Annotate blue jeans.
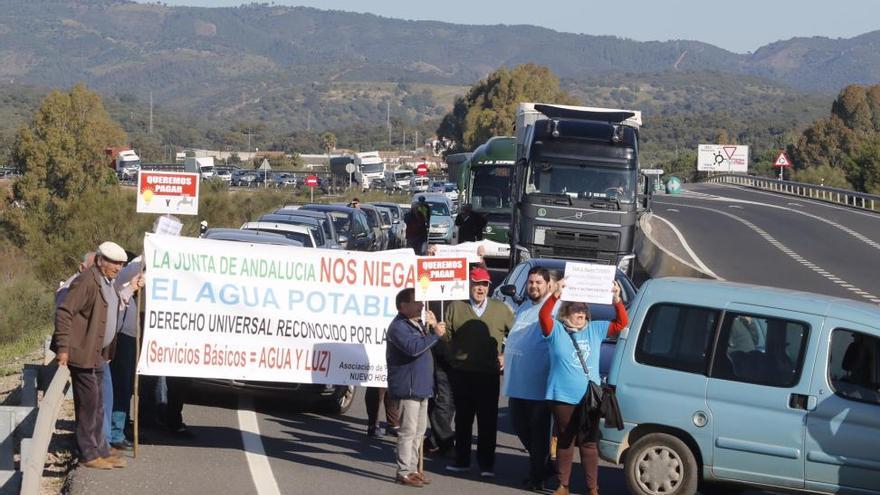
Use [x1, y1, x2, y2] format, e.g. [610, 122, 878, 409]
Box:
[110, 334, 136, 443]
[101, 361, 113, 446]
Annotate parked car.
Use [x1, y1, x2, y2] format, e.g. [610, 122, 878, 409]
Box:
[492, 257, 638, 377]
[273, 172, 298, 188]
[275, 207, 341, 248]
[371, 202, 406, 249]
[240, 221, 316, 247]
[601, 277, 880, 495]
[355, 203, 389, 251]
[233, 171, 257, 187]
[202, 228, 303, 247]
[258, 213, 339, 249]
[197, 228, 354, 414]
[299, 204, 376, 252]
[214, 168, 233, 183]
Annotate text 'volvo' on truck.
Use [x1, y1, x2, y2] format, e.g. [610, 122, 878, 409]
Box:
[510, 103, 651, 275]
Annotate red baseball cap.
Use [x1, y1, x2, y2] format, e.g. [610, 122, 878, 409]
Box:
[470, 267, 491, 283]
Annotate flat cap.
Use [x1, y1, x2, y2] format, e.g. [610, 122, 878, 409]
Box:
[97, 241, 127, 263]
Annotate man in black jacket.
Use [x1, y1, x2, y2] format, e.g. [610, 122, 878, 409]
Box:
[454, 204, 487, 243]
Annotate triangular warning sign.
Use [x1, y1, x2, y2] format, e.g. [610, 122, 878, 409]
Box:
[722, 146, 738, 160]
[774, 151, 792, 167]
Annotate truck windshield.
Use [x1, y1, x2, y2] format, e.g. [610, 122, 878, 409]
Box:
[471, 165, 512, 210]
[361, 163, 384, 174]
[525, 162, 635, 203]
[394, 172, 412, 180]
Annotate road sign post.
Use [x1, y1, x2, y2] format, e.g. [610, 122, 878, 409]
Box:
[306, 175, 318, 202]
[345, 162, 356, 189]
[773, 151, 792, 181]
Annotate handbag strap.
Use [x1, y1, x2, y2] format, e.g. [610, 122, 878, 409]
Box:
[565, 330, 591, 377]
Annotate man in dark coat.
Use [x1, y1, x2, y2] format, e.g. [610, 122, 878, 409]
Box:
[53, 241, 129, 469]
[386, 288, 446, 487]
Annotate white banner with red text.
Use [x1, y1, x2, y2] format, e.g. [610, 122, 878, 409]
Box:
[137, 234, 417, 386]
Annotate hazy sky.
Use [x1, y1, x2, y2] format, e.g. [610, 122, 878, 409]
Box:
[156, 0, 880, 53]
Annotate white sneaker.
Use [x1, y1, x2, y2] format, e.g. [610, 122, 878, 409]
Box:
[445, 464, 469, 473]
[480, 471, 495, 478]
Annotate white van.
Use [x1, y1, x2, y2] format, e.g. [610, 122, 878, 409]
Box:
[184, 156, 215, 180]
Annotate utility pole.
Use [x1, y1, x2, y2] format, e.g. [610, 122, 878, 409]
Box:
[149, 91, 153, 134]
[386, 101, 391, 148]
[415, 130, 419, 151]
[307, 110, 311, 132]
[402, 130, 406, 151]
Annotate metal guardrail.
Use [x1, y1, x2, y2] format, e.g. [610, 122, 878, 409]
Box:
[704, 174, 880, 212]
[20, 366, 70, 495]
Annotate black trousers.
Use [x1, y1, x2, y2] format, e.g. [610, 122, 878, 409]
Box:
[70, 365, 111, 462]
[509, 397, 554, 484]
[451, 369, 500, 470]
[428, 363, 455, 450]
[165, 376, 190, 430]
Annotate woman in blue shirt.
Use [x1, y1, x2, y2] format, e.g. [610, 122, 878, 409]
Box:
[539, 280, 627, 495]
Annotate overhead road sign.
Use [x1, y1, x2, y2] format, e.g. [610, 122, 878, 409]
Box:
[697, 144, 749, 172]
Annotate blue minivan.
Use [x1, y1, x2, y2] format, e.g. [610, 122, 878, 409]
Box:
[601, 278, 880, 495]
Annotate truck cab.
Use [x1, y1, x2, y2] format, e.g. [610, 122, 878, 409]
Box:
[510, 103, 648, 275]
[464, 136, 515, 244]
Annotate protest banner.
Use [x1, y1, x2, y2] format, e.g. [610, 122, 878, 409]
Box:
[137, 234, 417, 386]
[415, 257, 468, 301]
[560, 262, 616, 304]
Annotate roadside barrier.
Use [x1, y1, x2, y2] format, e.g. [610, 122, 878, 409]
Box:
[704, 173, 880, 213]
[0, 338, 71, 494]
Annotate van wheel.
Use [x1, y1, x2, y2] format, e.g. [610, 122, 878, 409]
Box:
[625, 433, 698, 495]
[320, 386, 356, 415]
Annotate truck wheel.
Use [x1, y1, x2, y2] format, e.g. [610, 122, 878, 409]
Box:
[625, 433, 698, 495]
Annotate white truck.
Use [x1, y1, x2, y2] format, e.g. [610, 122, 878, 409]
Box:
[384, 168, 414, 191]
[184, 156, 215, 180]
[105, 147, 141, 180]
[353, 152, 385, 190]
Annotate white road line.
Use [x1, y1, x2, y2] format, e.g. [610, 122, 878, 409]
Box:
[664, 203, 880, 304]
[666, 208, 679, 212]
[663, 190, 880, 252]
[238, 396, 282, 495]
[728, 205, 743, 209]
[787, 203, 804, 208]
[652, 214, 723, 280]
[710, 183, 880, 221]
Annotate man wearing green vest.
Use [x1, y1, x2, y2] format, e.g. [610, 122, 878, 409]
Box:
[443, 267, 513, 478]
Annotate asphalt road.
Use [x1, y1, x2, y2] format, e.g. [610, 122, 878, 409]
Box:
[653, 182, 880, 303]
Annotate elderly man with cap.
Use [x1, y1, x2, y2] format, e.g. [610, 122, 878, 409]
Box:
[443, 266, 513, 478]
[52, 241, 128, 469]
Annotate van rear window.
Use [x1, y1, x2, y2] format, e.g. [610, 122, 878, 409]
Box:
[635, 304, 719, 374]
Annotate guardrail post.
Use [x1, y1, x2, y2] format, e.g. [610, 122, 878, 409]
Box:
[21, 367, 37, 409]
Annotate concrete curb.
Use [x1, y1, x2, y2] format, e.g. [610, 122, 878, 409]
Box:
[636, 213, 716, 280]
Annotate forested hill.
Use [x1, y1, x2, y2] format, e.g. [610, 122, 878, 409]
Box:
[1, 0, 878, 109]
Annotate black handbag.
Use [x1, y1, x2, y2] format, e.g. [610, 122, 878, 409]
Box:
[566, 331, 624, 431]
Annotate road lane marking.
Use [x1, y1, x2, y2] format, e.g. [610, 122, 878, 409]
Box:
[662, 193, 880, 252]
[709, 183, 880, 221]
[666, 208, 679, 212]
[728, 205, 743, 209]
[652, 214, 722, 280]
[238, 396, 282, 495]
[661, 203, 880, 304]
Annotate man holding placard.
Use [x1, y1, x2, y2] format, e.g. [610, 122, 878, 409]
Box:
[443, 267, 513, 478]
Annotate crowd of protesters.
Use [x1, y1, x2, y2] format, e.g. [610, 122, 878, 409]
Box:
[50, 198, 627, 495]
